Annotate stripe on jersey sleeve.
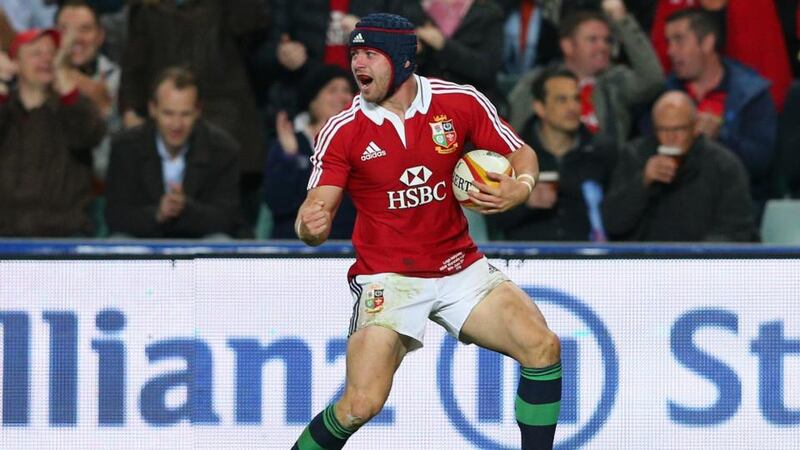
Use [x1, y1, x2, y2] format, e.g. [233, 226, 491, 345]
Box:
[308, 97, 360, 189]
[429, 80, 523, 150]
[428, 80, 524, 151]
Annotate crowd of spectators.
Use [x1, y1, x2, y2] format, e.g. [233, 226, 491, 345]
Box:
[1, 0, 799, 243]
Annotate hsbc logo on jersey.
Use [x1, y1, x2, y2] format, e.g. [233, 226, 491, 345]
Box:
[388, 165, 447, 210]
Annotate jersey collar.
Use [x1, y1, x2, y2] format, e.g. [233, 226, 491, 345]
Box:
[359, 74, 432, 125]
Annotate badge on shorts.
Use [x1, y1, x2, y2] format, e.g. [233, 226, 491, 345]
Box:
[430, 114, 458, 154]
[365, 283, 385, 314]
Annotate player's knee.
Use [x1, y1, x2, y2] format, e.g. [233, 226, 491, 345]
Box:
[518, 329, 560, 368]
[340, 391, 385, 427]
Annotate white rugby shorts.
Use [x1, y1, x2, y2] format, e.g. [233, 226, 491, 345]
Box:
[347, 257, 509, 351]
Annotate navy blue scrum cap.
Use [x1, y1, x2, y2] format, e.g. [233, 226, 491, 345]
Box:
[348, 13, 417, 91]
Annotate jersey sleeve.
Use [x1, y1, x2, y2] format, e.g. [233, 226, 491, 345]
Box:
[465, 86, 525, 155]
[307, 119, 352, 190]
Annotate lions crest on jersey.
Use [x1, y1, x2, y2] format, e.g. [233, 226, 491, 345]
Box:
[430, 114, 458, 154]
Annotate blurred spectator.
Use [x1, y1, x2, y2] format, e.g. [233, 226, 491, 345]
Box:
[79, 0, 124, 15]
[504, 0, 658, 28]
[0, 28, 105, 236]
[263, 64, 356, 239]
[498, 0, 560, 94]
[508, 2, 663, 145]
[106, 67, 239, 239]
[55, 0, 120, 185]
[527, 0, 562, 24]
[623, 0, 659, 32]
[774, 80, 800, 198]
[516, 0, 592, 24]
[0, 0, 56, 31]
[556, 0, 605, 18]
[0, 9, 15, 51]
[402, 0, 507, 112]
[252, 1, 392, 125]
[95, 0, 128, 67]
[258, 0, 388, 73]
[118, 0, 268, 228]
[774, 0, 800, 78]
[602, 91, 755, 242]
[271, 1, 358, 72]
[651, 0, 792, 111]
[663, 8, 776, 216]
[489, 67, 617, 241]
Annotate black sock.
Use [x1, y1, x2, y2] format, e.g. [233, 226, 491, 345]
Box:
[516, 362, 562, 450]
[291, 404, 357, 450]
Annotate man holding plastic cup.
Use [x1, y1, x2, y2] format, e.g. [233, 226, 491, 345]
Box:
[602, 90, 756, 242]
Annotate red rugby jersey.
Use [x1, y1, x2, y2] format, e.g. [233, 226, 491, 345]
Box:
[308, 76, 524, 278]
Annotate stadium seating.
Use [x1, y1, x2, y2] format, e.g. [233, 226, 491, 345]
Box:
[760, 199, 800, 244]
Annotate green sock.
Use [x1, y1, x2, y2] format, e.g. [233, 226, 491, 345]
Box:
[516, 362, 562, 450]
[291, 404, 357, 450]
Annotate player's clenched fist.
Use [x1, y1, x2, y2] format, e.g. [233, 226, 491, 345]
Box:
[296, 200, 331, 246]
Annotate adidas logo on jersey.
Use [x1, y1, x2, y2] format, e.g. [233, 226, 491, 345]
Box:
[361, 141, 387, 161]
[352, 33, 365, 44]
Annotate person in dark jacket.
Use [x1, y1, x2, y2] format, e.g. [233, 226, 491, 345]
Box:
[490, 67, 617, 241]
[263, 64, 356, 239]
[602, 90, 755, 242]
[663, 8, 776, 217]
[498, 0, 561, 94]
[118, 0, 267, 227]
[774, 80, 800, 198]
[106, 67, 239, 238]
[253, 0, 397, 122]
[0, 28, 105, 237]
[400, 0, 508, 113]
[651, 0, 792, 110]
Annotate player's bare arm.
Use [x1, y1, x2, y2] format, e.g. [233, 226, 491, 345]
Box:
[469, 144, 540, 214]
[295, 185, 344, 246]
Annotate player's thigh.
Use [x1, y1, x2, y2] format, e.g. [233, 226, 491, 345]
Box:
[343, 325, 412, 402]
[459, 281, 557, 365]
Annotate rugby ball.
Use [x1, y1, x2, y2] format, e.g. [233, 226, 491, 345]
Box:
[452, 150, 514, 209]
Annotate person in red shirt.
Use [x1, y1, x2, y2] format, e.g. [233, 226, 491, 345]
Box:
[292, 13, 561, 450]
